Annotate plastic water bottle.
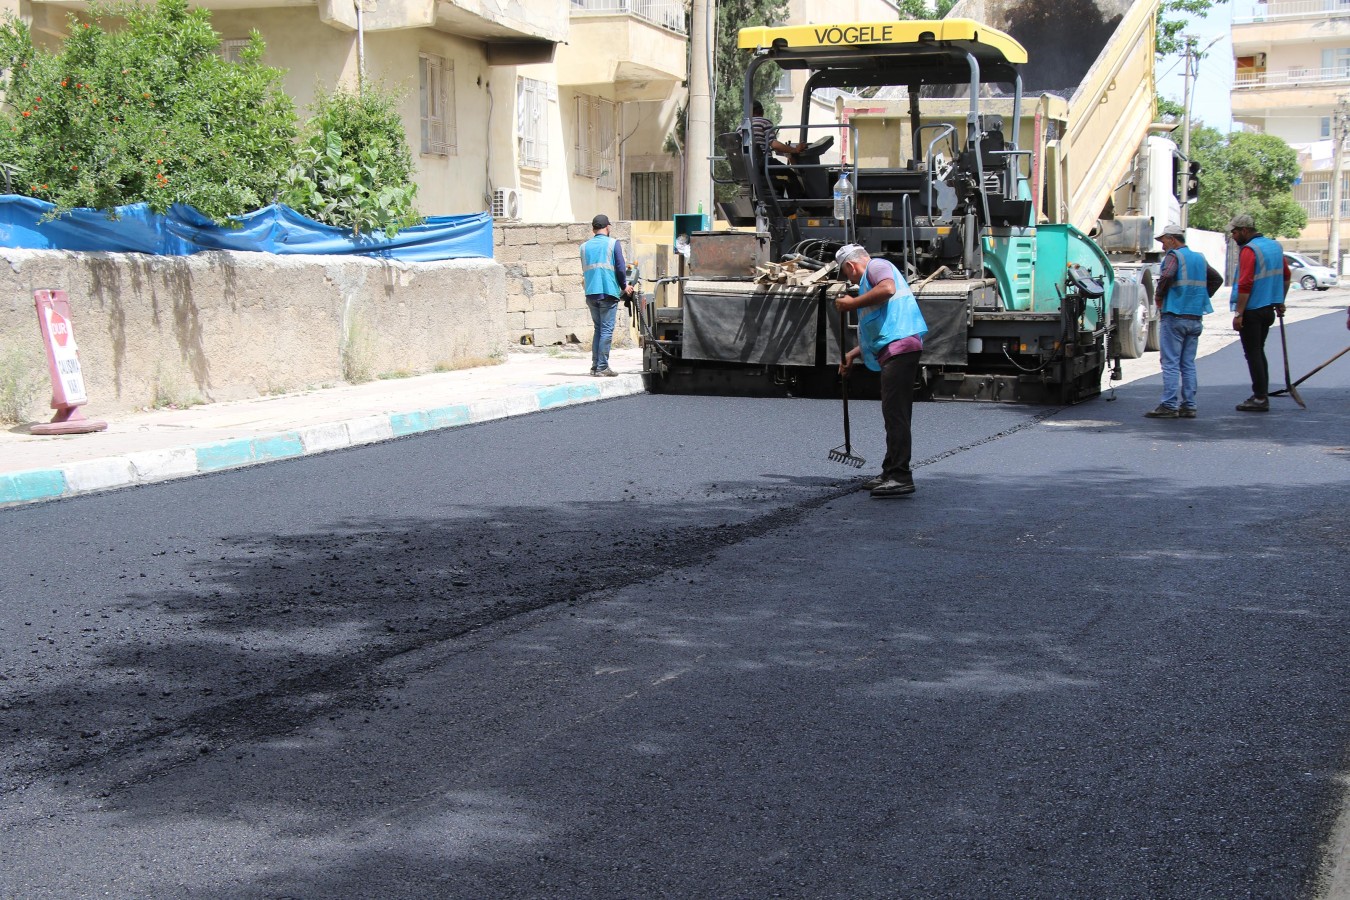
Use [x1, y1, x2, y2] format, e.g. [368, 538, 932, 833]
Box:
[833, 170, 853, 221]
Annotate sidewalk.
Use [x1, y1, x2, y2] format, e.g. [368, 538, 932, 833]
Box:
[0, 347, 645, 507]
[3, 287, 1344, 508]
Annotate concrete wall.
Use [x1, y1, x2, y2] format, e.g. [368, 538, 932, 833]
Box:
[495, 222, 637, 349]
[0, 250, 505, 417]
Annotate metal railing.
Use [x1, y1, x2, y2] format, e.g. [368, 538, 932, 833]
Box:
[1234, 66, 1350, 88]
[1234, 0, 1350, 22]
[569, 0, 687, 34]
[1294, 178, 1349, 219]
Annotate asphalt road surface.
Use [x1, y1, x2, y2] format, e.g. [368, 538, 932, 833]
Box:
[3, 312, 1348, 899]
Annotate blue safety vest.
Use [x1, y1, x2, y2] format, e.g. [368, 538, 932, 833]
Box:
[1229, 235, 1284, 312]
[857, 258, 927, 372]
[581, 235, 622, 298]
[1162, 246, 1213, 317]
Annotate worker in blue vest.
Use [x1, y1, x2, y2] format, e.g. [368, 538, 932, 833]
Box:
[835, 244, 927, 499]
[1227, 214, 1291, 412]
[1145, 224, 1224, 419]
[580, 214, 633, 377]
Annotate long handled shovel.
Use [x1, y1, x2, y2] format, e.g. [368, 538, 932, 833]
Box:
[1275, 307, 1307, 409]
[1271, 344, 1350, 396]
[828, 309, 866, 469]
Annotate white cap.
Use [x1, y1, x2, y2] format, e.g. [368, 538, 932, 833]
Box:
[834, 243, 867, 267]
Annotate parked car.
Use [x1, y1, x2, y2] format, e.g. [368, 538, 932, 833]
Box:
[1285, 252, 1338, 291]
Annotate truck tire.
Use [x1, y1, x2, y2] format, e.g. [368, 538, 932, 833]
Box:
[1145, 316, 1160, 352]
[1115, 293, 1148, 359]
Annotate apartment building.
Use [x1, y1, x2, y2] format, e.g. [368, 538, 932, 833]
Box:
[9, 0, 688, 225]
[1232, 0, 1350, 262]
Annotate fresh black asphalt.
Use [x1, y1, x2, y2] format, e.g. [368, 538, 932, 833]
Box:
[2, 313, 1347, 898]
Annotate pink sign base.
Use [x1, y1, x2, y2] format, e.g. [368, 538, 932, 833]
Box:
[31, 406, 108, 435]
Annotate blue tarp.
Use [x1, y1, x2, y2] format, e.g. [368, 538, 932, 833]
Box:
[0, 195, 493, 261]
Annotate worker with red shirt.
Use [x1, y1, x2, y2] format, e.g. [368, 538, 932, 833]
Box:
[1227, 214, 1291, 412]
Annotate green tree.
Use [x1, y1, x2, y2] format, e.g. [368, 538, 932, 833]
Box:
[0, 0, 298, 222]
[282, 85, 421, 237]
[1156, 0, 1229, 59]
[1188, 126, 1307, 238]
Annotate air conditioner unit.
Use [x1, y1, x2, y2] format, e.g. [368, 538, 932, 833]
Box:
[492, 188, 521, 220]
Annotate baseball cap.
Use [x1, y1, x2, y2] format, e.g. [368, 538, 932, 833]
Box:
[834, 243, 866, 267]
[1155, 224, 1185, 240]
[1226, 214, 1254, 231]
[591, 214, 610, 229]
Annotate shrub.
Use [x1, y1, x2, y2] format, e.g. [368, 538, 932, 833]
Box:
[282, 85, 420, 237]
[0, 0, 298, 222]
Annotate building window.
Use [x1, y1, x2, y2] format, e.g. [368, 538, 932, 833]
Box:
[1323, 47, 1350, 75]
[575, 94, 617, 190]
[518, 77, 549, 169]
[419, 54, 456, 156]
[631, 171, 673, 220]
[774, 67, 792, 97]
[1324, 116, 1334, 138]
[219, 39, 249, 64]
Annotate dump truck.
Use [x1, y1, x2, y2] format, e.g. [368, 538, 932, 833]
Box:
[949, 0, 1200, 353]
[640, 18, 1123, 403]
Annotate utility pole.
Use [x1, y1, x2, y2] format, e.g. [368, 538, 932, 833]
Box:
[1329, 95, 1349, 275]
[685, 0, 714, 219]
[1177, 35, 1196, 229]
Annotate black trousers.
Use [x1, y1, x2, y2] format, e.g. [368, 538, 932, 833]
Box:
[879, 349, 921, 483]
[1239, 305, 1276, 398]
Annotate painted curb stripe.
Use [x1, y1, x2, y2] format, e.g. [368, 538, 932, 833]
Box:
[537, 383, 602, 409]
[251, 433, 305, 462]
[390, 404, 472, 436]
[195, 439, 258, 472]
[0, 469, 68, 504]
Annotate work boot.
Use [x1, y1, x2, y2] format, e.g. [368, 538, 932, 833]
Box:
[1179, 406, 1197, 419]
[1144, 405, 1179, 419]
[1236, 395, 1269, 412]
[593, 367, 619, 377]
[862, 474, 885, 491]
[870, 479, 916, 499]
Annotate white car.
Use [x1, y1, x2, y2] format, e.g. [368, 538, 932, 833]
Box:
[1285, 252, 1338, 291]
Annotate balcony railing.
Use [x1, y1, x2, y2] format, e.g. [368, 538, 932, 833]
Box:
[1235, 0, 1350, 22]
[1295, 178, 1348, 219]
[1234, 65, 1350, 87]
[569, 0, 688, 34]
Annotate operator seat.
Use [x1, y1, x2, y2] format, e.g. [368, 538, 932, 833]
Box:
[715, 131, 757, 226]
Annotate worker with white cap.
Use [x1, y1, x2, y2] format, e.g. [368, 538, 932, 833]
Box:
[1226, 213, 1291, 412]
[834, 244, 927, 498]
[1144, 224, 1224, 419]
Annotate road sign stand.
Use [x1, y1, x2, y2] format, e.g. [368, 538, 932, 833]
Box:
[31, 289, 107, 436]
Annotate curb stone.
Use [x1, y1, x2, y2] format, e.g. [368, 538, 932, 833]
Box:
[0, 374, 645, 509]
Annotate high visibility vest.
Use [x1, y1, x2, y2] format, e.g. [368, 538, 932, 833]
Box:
[857, 258, 928, 372]
[581, 235, 621, 298]
[1229, 236, 1284, 312]
[1162, 246, 1213, 317]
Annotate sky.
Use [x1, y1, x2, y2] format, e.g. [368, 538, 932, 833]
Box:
[1154, 0, 1264, 134]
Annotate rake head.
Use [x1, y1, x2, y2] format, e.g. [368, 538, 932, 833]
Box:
[828, 445, 867, 468]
